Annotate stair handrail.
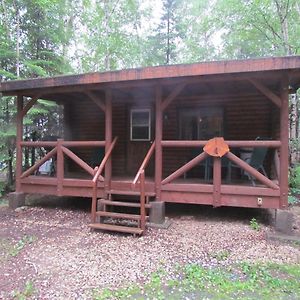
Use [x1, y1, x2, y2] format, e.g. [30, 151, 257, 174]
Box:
[132, 141, 155, 185]
[139, 170, 146, 231]
[91, 136, 118, 223]
[92, 136, 118, 183]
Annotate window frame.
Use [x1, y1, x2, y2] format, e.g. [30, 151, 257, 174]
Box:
[130, 108, 151, 141]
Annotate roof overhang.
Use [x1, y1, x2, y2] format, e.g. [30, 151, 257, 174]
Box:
[1, 56, 300, 98]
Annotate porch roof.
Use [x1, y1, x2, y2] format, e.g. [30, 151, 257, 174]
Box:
[1, 56, 300, 99]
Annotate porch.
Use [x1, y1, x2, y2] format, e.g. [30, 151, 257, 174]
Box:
[19, 137, 282, 209]
[2, 56, 300, 234]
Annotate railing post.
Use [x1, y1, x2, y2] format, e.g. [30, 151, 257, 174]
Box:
[105, 89, 112, 193]
[155, 85, 162, 201]
[16, 95, 23, 192]
[140, 170, 146, 231]
[279, 78, 289, 208]
[213, 157, 221, 207]
[56, 139, 64, 196]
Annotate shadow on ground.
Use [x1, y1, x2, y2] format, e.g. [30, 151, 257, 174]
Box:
[166, 203, 274, 225]
[26, 195, 91, 212]
[25, 195, 274, 226]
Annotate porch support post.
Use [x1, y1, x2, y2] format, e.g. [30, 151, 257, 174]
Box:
[16, 95, 23, 192]
[104, 89, 112, 192]
[279, 78, 289, 208]
[56, 139, 64, 196]
[213, 157, 221, 207]
[155, 85, 162, 201]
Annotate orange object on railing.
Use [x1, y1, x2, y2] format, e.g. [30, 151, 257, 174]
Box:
[91, 136, 118, 223]
[204, 137, 229, 157]
[132, 142, 155, 186]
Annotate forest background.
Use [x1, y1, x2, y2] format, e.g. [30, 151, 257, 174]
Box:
[0, 0, 300, 190]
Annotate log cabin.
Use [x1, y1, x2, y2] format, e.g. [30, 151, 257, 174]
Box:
[1, 56, 300, 235]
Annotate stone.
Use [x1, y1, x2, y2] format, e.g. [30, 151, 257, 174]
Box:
[274, 209, 294, 235]
[8, 192, 26, 210]
[149, 201, 165, 224]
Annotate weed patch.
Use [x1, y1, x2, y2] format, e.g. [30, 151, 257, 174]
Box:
[12, 280, 35, 300]
[92, 263, 300, 299]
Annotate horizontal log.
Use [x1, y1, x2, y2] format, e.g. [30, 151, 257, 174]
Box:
[21, 141, 57, 147]
[161, 183, 213, 193]
[221, 185, 280, 196]
[21, 147, 57, 178]
[61, 146, 94, 177]
[161, 140, 281, 148]
[62, 141, 105, 147]
[162, 151, 208, 185]
[21, 140, 106, 147]
[226, 152, 279, 190]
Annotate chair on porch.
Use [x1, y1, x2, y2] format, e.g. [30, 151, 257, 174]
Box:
[227, 137, 270, 185]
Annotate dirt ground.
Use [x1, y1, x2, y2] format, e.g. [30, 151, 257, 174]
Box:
[0, 196, 299, 300]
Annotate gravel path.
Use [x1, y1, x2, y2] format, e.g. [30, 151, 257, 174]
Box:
[0, 197, 299, 299]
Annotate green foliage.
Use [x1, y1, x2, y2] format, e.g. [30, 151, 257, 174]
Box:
[289, 165, 300, 189]
[12, 281, 35, 300]
[10, 235, 36, 257]
[249, 218, 261, 231]
[92, 263, 300, 299]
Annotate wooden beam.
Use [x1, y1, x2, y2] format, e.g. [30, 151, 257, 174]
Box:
[161, 83, 186, 111]
[16, 95, 23, 191]
[226, 152, 279, 190]
[61, 146, 95, 177]
[85, 91, 105, 112]
[104, 89, 112, 191]
[213, 157, 221, 207]
[21, 94, 41, 117]
[21, 147, 57, 179]
[162, 152, 208, 185]
[161, 140, 281, 148]
[155, 85, 163, 200]
[248, 78, 281, 108]
[279, 78, 289, 208]
[133, 142, 155, 185]
[56, 139, 64, 196]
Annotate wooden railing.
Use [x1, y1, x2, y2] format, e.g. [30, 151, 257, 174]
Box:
[20, 139, 106, 180]
[132, 142, 155, 185]
[91, 137, 118, 223]
[161, 139, 281, 206]
[131, 142, 155, 231]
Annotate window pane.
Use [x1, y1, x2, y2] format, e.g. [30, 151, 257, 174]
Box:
[132, 126, 149, 140]
[132, 111, 149, 126]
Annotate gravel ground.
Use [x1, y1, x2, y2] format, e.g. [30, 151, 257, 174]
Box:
[0, 197, 299, 299]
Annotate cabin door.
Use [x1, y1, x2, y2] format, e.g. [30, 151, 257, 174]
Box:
[126, 108, 154, 176]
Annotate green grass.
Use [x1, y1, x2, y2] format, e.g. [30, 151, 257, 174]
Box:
[12, 280, 35, 300]
[92, 263, 300, 300]
[10, 235, 36, 257]
[0, 197, 8, 207]
[0, 235, 36, 263]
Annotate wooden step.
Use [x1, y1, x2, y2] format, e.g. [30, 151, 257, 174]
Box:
[96, 211, 142, 220]
[89, 223, 143, 235]
[107, 189, 156, 197]
[99, 199, 151, 208]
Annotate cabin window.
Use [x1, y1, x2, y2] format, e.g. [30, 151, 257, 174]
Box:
[179, 107, 223, 140]
[130, 109, 151, 141]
